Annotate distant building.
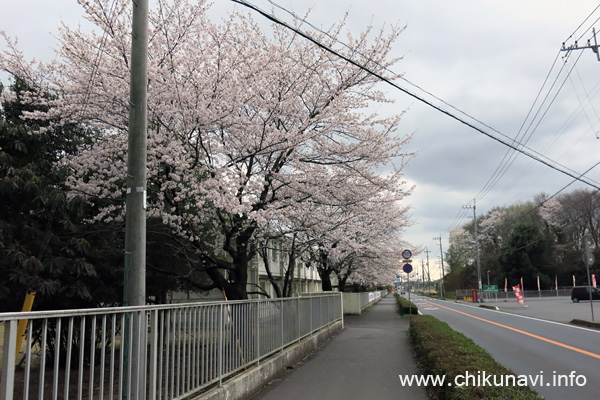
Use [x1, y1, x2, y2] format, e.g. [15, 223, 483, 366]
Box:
[248, 239, 323, 299]
[167, 238, 324, 303]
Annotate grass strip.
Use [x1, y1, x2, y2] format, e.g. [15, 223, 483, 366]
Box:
[410, 315, 542, 400]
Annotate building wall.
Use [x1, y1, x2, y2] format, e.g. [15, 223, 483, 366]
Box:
[168, 239, 326, 302]
[249, 239, 324, 299]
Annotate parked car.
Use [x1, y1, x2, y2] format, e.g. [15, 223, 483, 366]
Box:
[570, 286, 600, 303]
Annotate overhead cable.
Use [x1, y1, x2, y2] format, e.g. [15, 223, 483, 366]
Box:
[231, 0, 600, 191]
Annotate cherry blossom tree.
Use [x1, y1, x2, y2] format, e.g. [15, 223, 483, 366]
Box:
[294, 184, 413, 291]
[1, 0, 414, 299]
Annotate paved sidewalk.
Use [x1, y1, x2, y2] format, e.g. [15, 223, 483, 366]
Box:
[250, 296, 428, 400]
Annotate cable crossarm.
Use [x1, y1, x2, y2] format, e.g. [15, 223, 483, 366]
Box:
[231, 0, 600, 192]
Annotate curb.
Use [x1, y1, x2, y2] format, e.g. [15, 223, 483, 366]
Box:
[479, 304, 500, 311]
[570, 319, 600, 330]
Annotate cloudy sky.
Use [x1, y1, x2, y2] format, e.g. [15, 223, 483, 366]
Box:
[3, 0, 600, 278]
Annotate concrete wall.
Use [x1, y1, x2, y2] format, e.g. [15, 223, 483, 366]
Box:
[194, 321, 344, 400]
[342, 291, 384, 315]
[342, 292, 362, 315]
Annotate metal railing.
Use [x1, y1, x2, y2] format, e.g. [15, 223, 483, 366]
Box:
[1, 294, 342, 400]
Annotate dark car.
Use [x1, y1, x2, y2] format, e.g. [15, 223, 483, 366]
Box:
[571, 286, 600, 303]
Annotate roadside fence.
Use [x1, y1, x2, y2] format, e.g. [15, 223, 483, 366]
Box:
[456, 287, 574, 301]
[0, 294, 342, 400]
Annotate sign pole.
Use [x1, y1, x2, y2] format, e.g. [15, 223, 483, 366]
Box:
[407, 273, 411, 315]
[402, 254, 413, 316]
[583, 230, 595, 322]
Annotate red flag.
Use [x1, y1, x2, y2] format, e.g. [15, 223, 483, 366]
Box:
[593, 274, 597, 289]
[513, 285, 525, 306]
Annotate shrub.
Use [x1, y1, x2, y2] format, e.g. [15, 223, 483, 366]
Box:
[395, 293, 418, 315]
[410, 315, 542, 400]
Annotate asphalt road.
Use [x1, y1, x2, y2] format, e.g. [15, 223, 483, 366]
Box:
[477, 294, 600, 323]
[412, 295, 600, 400]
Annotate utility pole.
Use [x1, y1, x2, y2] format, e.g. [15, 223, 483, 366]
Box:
[421, 260, 426, 293]
[433, 236, 445, 298]
[425, 249, 432, 295]
[124, 0, 148, 398]
[463, 200, 482, 291]
[583, 229, 595, 321]
[125, 0, 148, 308]
[561, 28, 600, 62]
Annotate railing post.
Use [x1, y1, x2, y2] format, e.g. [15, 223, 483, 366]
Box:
[256, 301, 260, 365]
[280, 299, 284, 352]
[310, 297, 313, 334]
[1, 320, 17, 400]
[218, 303, 223, 387]
[297, 297, 300, 342]
[148, 310, 158, 400]
[340, 293, 344, 328]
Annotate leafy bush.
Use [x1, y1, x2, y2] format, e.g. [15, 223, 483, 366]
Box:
[395, 293, 418, 315]
[410, 315, 542, 400]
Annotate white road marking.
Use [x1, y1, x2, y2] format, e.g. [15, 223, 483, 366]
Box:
[419, 297, 600, 334]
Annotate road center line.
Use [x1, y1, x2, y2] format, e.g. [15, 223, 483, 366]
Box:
[420, 299, 600, 360]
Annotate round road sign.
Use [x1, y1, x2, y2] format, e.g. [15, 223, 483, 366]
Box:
[402, 263, 413, 274]
[402, 249, 412, 260]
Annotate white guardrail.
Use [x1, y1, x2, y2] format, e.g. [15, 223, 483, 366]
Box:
[0, 294, 342, 400]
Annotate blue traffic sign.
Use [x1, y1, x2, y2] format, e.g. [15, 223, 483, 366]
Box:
[402, 263, 413, 273]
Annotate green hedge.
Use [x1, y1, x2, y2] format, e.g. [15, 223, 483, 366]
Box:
[410, 315, 542, 400]
[395, 293, 418, 315]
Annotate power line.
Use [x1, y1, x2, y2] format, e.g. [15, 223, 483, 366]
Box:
[453, 159, 600, 262]
[446, 206, 471, 233]
[473, 52, 568, 202]
[79, 0, 120, 122]
[232, 0, 600, 192]
[235, 0, 600, 259]
[475, 48, 598, 203]
[474, 6, 600, 204]
[565, 3, 600, 43]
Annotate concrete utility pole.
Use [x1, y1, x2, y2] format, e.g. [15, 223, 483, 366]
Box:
[425, 249, 432, 295]
[433, 236, 445, 297]
[583, 229, 595, 322]
[124, 1, 148, 398]
[125, 0, 148, 308]
[421, 260, 426, 291]
[463, 200, 482, 291]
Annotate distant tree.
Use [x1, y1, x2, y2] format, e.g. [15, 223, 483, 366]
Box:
[0, 78, 123, 311]
[498, 222, 554, 290]
[540, 190, 600, 284]
[445, 242, 471, 274]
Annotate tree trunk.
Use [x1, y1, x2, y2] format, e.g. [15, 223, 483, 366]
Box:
[260, 247, 282, 298]
[282, 236, 297, 297]
[337, 275, 348, 293]
[318, 267, 333, 291]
